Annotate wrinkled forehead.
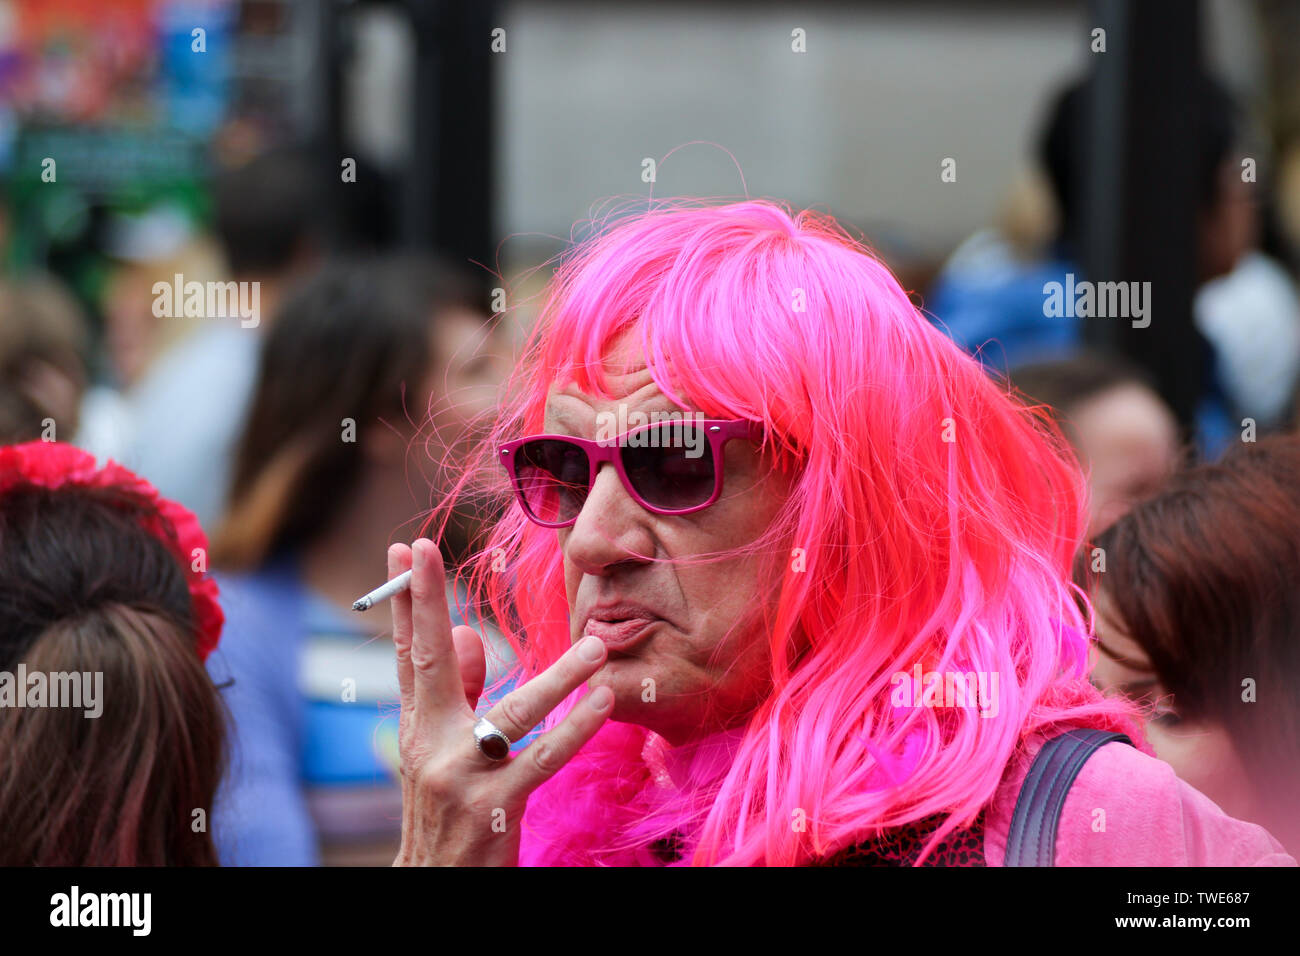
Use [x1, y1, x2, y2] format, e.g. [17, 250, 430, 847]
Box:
[540, 327, 698, 432]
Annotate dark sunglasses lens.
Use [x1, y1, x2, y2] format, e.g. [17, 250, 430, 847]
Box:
[621, 423, 716, 511]
[514, 440, 590, 524]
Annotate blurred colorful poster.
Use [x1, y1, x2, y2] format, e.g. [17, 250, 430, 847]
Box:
[0, 0, 234, 285]
[0, 0, 232, 133]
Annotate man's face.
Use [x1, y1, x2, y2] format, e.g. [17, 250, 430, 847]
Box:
[543, 347, 795, 746]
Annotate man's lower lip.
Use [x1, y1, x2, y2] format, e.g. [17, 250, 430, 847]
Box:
[583, 618, 659, 650]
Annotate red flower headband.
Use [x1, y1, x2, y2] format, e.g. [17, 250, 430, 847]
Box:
[0, 441, 223, 661]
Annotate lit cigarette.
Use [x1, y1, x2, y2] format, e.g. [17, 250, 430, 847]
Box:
[352, 569, 413, 611]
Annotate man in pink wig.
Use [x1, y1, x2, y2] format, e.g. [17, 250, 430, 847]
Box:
[385, 199, 1294, 866]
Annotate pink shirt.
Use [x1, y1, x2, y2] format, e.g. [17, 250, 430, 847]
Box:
[984, 732, 1296, 866]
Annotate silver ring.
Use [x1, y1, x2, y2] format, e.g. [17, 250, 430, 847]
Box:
[473, 716, 512, 761]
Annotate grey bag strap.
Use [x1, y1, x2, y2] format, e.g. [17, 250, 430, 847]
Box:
[1004, 728, 1134, 866]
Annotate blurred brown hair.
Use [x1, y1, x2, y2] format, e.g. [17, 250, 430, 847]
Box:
[1011, 350, 1168, 446]
[211, 255, 486, 571]
[1076, 434, 1300, 809]
[0, 483, 226, 865]
[0, 276, 89, 442]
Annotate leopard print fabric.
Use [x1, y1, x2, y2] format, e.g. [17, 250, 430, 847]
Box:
[808, 813, 986, 866]
[647, 813, 986, 866]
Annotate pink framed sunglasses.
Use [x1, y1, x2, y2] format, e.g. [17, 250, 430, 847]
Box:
[499, 417, 763, 528]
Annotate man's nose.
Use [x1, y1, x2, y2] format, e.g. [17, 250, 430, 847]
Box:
[563, 462, 654, 575]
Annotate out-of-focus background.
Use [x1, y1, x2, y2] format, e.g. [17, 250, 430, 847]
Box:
[4, 1, 1300, 443]
[3, 0, 1299, 865]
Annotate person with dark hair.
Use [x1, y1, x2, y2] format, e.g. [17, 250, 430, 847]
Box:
[1038, 73, 1245, 275]
[930, 70, 1250, 368]
[0, 441, 226, 865]
[124, 147, 324, 528]
[1011, 351, 1181, 534]
[1079, 433, 1300, 857]
[926, 70, 1275, 449]
[212, 147, 324, 281]
[1042, 78, 1300, 432]
[0, 277, 90, 444]
[205, 255, 507, 865]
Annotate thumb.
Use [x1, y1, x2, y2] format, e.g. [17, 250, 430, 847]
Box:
[451, 625, 486, 709]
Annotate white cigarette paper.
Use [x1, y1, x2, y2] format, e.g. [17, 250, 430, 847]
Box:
[352, 568, 414, 611]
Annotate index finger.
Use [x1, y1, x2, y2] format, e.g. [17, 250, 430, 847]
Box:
[389, 543, 415, 715]
[407, 538, 468, 720]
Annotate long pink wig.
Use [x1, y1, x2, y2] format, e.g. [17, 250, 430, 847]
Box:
[433, 197, 1142, 866]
